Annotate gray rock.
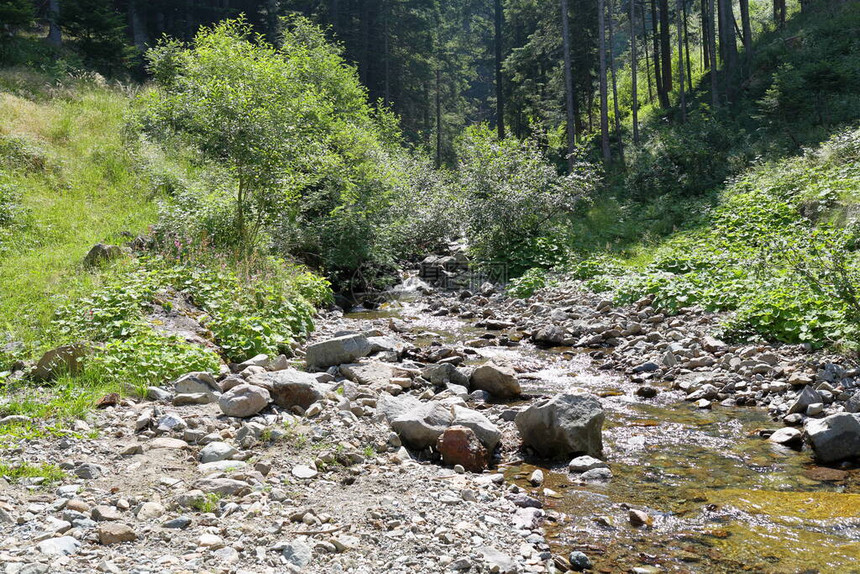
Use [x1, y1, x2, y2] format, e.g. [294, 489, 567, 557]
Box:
[422, 363, 469, 386]
[194, 478, 250, 497]
[805, 413, 860, 463]
[146, 387, 172, 401]
[174, 372, 220, 396]
[391, 403, 454, 449]
[173, 393, 213, 406]
[305, 334, 372, 369]
[341, 361, 400, 387]
[283, 539, 313, 567]
[788, 386, 823, 415]
[532, 325, 565, 346]
[846, 392, 860, 414]
[569, 551, 592, 572]
[199, 441, 237, 464]
[36, 536, 80, 556]
[451, 405, 501, 452]
[98, 523, 136, 545]
[568, 455, 607, 473]
[470, 363, 521, 398]
[376, 393, 423, 423]
[262, 369, 325, 410]
[578, 467, 613, 481]
[218, 384, 270, 418]
[515, 393, 604, 458]
[477, 546, 517, 574]
[163, 516, 192, 529]
[74, 462, 105, 480]
[769, 427, 802, 446]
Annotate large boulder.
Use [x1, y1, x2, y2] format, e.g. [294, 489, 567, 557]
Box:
[33, 343, 89, 381]
[470, 363, 521, 398]
[305, 334, 372, 370]
[263, 369, 326, 410]
[452, 405, 501, 453]
[218, 384, 270, 418]
[437, 426, 488, 472]
[805, 413, 860, 463]
[376, 393, 423, 423]
[391, 403, 453, 449]
[515, 393, 604, 458]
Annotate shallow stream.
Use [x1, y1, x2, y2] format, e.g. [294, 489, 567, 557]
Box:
[347, 301, 860, 573]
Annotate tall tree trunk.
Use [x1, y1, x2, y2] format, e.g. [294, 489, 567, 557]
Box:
[658, 0, 672, 94]
[561, 0, 577, 167]
[47, 0, 62, 46]
[330, 0, 339, 34]
[739, 0, 752, 55]
[598, 0, 611, 164]
[607, 0, 624, 161]
[677, 0, 686, 121]
[682, 0, 693, 92]
[651, 0, 667, 107]
[701, 0, 710, 69]
[719, 0, 738, 100]
[641, 4, 654, 105]
[774, 0, 786, 28]
[631, 0, 640, 144]
[435, 68, 442, 169]
[708, 0, 718, 107]
[383, 0, 390, 106]
[129, 0, 148, 53]
[495, 0, 506, 139]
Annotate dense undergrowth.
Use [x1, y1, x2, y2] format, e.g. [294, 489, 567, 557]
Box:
[0, 68, 332, 420]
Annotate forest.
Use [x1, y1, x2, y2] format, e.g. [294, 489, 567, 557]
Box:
[1, 0, 859, 572]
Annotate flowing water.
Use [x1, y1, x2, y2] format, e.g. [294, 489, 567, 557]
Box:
[346, 301, 860, 573]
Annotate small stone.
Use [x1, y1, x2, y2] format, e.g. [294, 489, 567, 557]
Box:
[283, 539, 313, 567]
[528, 469, 544, 487]
[292, 465, 318, 479]
[768, 427, 802, 446]
[136, 501, 165, 520]
[199, 533, 225, 548]
[568, 551, 592, 572]
[163, 516, 192, 529]
[199, 441, 237, 464]
[98, 523, 136, 545]
[36, 536, 81, 556]
[568, 455, 607, 473]
[628, 509, 652, 527]
[91, 505, 122, 521]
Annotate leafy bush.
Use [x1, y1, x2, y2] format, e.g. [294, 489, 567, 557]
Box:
[92, 332, 220, 392]
[508, 268, 551, 299]
[456, 124, 598, 275]
[584, 128, 860, 349]
[136, 16, 399, 287]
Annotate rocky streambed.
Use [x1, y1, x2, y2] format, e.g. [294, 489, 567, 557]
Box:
[1, 279, 859, 573]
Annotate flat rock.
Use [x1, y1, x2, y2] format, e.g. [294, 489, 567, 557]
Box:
[147, 437, 189, 450]
[260, 369, 325, 410]
[391, 402, 453, 449]
[199, 441, 238, 463]
[98, 523, 136, 545]
[194, 478, 250, 496]
[36, 536, 80, 556]
[305, 334, 372, 369]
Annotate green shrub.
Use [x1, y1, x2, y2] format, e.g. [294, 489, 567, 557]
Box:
[508, 268, 551, 299]
[456, 124, 598, 275]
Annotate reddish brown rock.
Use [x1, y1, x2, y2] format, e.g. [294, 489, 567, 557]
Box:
[436, 425, 488, 472]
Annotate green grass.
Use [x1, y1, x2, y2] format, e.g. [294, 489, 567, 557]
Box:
[0, 460, 66, 484]
[0, 70, 156, 356]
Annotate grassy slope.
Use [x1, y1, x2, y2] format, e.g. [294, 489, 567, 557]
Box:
[0, 70, 156, 353]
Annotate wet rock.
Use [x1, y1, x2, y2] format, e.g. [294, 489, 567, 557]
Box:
[628, 509, 653, 527]
[305, 334, 372, 369]
[769, 427, 802, 446]
[528, 469, 544, 486]
[568, 551, 592, 572]
[218, 383, 270, 418]
[568, 455, 607, 473]
[98, 523, 136, 545]
[470, 363, 521, 398]
[515, 393, 604, 458]
[578, 467, 613, 481]
[635, 386, 658, 398]
[805, 413, 860, 463]
[532, 325, 565, 347]
[436, 426, 488, 472]
[422, 363, 469, 386]
[391, 403, 453, 449]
